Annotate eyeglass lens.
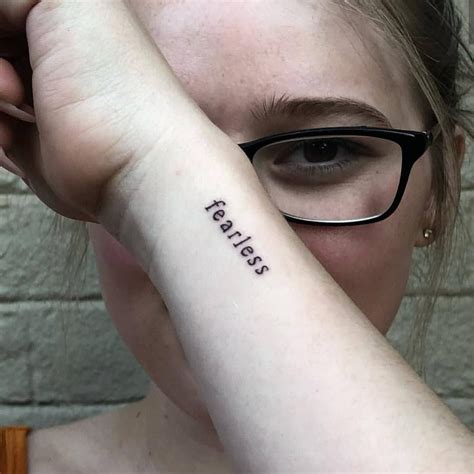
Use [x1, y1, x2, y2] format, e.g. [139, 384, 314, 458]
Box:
[252, 135, 403, 222]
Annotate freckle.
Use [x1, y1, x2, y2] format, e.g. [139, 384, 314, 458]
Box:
[175, 169, 182, 176]
[148, 451, 152, 457]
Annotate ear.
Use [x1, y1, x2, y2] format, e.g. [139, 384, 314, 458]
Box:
[414, 190, 436, 248]
[453, 124, 466, 168]
[414, 124, 466, 247]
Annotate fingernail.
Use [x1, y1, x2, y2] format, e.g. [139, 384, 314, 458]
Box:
[0, 100, 36, 123]
[0, 147, 26, 179]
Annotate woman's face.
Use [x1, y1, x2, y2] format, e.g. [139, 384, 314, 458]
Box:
[86, 0, 434, 423]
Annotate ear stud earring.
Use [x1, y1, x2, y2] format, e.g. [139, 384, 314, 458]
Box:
[423, 229, 433, 240]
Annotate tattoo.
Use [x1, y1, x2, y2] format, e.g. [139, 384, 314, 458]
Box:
[204, 199, 270, 276]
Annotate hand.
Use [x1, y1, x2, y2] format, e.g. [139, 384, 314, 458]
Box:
[0, 0, 195, 222]
[0, 1, 36, 178]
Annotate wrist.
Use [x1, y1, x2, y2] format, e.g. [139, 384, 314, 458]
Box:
[96, 113, 238, 269]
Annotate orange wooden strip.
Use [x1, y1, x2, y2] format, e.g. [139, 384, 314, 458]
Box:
[0, 426, 31, 474]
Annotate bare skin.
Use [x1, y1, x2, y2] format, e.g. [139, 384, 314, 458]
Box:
[0, 0, 465, 472]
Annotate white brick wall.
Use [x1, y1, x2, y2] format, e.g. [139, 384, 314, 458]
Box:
[0, 190, 150, 428]
[0, 0, 472, 432]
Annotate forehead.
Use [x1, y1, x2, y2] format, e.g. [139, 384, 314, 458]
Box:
[135, 0, 424, 138]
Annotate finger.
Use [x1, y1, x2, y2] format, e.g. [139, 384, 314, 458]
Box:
[0, 0, 39, 34]
[0, 101, 35, 122]
[0, 112, 26, 179]
[0, 112, 15, 148]
[0, 112, 34, 178]
[0, 35, 28, 55]
[0, 57, 25, 104]
[0, 145, 25, 179]
[9, 53, 33, 106]
[1, 112, 37, 182]
[0, 56, 34, 121]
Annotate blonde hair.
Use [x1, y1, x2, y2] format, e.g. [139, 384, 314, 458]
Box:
[55, 0, 473, 380]
[334, 0, 473, 378]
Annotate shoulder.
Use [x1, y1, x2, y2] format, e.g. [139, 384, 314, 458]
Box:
[27, 423, 83, 474]
[27, 405, 140, 474]
[27, 418, 104, 474]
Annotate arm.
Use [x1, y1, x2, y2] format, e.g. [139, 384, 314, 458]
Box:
[98, 121, 474, 472]
[8, 0, 468, 469]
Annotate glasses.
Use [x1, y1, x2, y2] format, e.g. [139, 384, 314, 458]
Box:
[238, 125, 441, 226]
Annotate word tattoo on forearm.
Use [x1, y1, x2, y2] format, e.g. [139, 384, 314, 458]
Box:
[204, 199, 270, 276]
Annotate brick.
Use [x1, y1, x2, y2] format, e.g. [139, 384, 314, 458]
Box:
[423, 297, 474, 399]
[388, 296, 473, 430]
[461, 138, 474, 189]
[442, 397, 474, 432]
[27, 300, 150, 403]
[0, 403, 131, 429]
[0, 169, 29, 195]
[387, 296, 474, 400]
[0, 194, 100, 300]
[0, 309, 31, 402]
[458, 0, 473, 190]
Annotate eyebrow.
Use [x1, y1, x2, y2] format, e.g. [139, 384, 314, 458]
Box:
[249, 93, 393, 129]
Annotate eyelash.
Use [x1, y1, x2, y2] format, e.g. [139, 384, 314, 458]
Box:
[273, 139, 367, 176]
[290, 160, 353, 176]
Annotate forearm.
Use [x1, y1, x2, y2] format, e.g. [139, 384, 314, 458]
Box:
[98, 123, 473, 472]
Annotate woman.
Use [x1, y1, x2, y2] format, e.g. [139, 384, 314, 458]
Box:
[0, 0, 473, 472]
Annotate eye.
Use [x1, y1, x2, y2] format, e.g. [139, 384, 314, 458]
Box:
[273, 138, 368, 168]
[301, 140, 339, 163]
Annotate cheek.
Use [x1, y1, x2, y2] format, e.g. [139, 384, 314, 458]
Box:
[290, 216, 416, 334]
[288, 155, 431, 334]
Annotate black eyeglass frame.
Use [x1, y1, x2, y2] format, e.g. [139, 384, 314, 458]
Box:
[238, 125, 441, 226]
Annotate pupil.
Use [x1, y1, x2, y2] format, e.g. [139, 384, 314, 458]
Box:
[304, 140, 338, 163]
